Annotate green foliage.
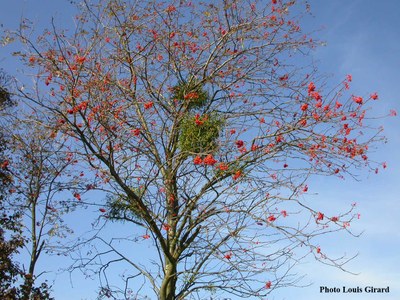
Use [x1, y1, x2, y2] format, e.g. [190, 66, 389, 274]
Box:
[178, 113, 224, 155]
[0, 87, 11, 108]
[0, 70, 13, 109]
[20, 276, 54, 300]
[0, 207, 24, 299]
[106, 188, 144, 222]
[174, 79, 225, 157]
[172, 80, 209, 110]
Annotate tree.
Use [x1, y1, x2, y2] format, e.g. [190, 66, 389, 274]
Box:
[2, 118, 80, 300]
[0, 150, 24, 299]
[0, 69, 25, 299]
[1, 72, 70, 300]
[13, 0, 388, 299]
[0, 194, 24, 300]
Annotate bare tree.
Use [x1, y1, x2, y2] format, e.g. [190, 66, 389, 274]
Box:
[4, 119, 80, 299]
[1, 72, 81, 299]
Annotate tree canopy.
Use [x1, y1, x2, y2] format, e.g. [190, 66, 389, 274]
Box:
[1, 0, 390, 299]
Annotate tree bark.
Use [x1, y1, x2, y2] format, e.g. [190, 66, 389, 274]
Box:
[159, 257, 177, 300]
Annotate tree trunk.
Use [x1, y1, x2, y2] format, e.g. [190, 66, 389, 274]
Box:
[159, 258, 177, 300]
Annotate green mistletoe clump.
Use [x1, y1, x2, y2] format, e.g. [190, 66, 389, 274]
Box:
[178, 113, 224, 155]
[106, 187, 145, 222]
[172, 80, 209, 110]
[0, 86, 10, 106]
[174, 79, 224, 156]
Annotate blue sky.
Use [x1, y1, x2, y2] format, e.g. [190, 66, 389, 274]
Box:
[1, 1, 399, 299]
[277, 1, 400, 300]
